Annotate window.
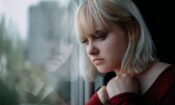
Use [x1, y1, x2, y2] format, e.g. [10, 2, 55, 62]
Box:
[0, 0, 89, 105]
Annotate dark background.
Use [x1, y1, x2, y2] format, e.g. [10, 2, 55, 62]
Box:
[133, 0, 175, 64]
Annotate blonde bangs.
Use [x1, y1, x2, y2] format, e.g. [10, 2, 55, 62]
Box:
[76, 1, 105, 39]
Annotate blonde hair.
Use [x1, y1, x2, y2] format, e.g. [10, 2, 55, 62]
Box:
[75, 0, 157, 81]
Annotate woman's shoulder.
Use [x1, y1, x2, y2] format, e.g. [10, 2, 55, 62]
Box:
[159, 63, 175, 80]
[142, 63, 175, 104]
[149, 63, 175, 98]
[150, 62, 175, 86]
[139, 62, 173, 94]
[164, 63, 175, 72]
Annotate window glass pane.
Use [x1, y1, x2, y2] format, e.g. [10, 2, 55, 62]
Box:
[0, 0, 79, 105]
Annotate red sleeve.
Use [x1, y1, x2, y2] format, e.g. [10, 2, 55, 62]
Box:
[160, 82, 175, 105]
[85, 92, 103, 105]
[109, 92, 141, 105]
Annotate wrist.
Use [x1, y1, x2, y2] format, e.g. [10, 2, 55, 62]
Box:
[97, 86, 109, 104]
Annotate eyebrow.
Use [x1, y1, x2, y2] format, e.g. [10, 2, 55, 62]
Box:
[93, 29, 109, 35]
[79, 29, 108, 41]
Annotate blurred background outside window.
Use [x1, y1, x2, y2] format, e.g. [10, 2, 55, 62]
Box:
[0, 0, 87, 105]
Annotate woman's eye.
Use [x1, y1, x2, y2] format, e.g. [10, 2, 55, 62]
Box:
[94, 34, 107, 40]
[81, 40, 88, 45]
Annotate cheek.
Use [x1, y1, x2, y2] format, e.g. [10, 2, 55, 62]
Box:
[105, 41, 127, 63]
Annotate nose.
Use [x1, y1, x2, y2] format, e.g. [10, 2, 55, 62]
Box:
[87, 42, 99, 55]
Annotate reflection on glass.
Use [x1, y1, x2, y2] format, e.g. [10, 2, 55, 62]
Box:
[0, 0, 78, 105]
[45, 35, 73, 73]
[26, 1, 78, 105]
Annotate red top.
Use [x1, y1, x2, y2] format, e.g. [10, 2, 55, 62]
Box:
[85, 64, 175, 105]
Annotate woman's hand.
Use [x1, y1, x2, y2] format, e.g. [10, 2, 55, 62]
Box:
[106, 74, 140, 98]
[97, 86, 109, 104]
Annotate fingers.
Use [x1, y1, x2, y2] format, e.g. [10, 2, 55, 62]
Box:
[97, 86, 109, 104]
[106, 74, 140, 98]
[97, 73, 140, 102]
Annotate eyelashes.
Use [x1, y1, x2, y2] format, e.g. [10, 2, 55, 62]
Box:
[81, 40, 88, 45]
[80, 34, 108, 45]
[80, 31, 108, 45]
[94, 34, 107, 40]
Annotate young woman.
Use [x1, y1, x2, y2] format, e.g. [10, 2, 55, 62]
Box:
[75, 0, 175, 105]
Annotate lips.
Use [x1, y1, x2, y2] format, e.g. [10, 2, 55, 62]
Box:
[93, 58, 104, 65]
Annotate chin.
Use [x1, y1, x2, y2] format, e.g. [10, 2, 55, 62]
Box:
[97, 68, 111, 74]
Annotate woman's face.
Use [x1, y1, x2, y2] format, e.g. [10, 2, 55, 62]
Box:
[80, 21, 128, 73]
[45, 38, 73, 72]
